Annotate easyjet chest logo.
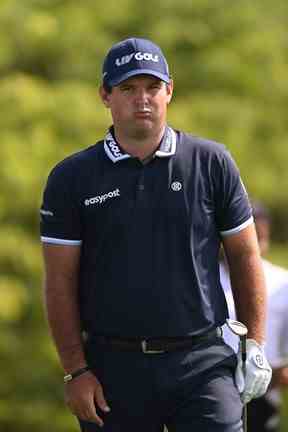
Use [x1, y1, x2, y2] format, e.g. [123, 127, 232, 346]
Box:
[84, 188, 120, 206]
[115, 52, 159, 67]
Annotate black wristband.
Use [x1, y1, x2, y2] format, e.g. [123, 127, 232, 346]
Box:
[64, 366, 90, 384]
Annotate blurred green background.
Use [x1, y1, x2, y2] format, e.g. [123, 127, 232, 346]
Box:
[0, 0, 288, 430]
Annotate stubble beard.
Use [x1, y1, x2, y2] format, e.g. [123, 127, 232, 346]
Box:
[129, 125, 153, 141]
[126, 116, 164, 143]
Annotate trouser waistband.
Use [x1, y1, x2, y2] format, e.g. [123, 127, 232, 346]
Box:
[84, 327, 222, 354]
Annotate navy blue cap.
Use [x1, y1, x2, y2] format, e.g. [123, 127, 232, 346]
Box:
[102, 37, 170, 87]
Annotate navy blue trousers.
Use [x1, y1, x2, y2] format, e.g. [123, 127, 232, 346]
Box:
[79, 338, 243, 432]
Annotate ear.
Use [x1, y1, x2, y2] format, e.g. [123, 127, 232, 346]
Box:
[99, 85, 111, 108]
[166, 79, 174, 104]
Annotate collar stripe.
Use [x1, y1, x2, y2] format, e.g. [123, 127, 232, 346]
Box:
[104, 132, 131, 163]
[156, 128, 177, 158]
[104, 127, 177, 163]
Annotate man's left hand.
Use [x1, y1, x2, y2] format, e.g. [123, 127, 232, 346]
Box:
[235, 338, 272, 404]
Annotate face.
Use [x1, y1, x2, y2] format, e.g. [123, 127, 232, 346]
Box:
[99, 75, 173, 140]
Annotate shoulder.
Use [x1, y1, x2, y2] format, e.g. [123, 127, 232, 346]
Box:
[48, 141, 104, 179]
[175, 130, 234, 170]
[176, 130, 228, 156]
[174, 130, 238, 177]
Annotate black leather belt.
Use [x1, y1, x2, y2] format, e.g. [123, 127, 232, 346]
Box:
[85, 327, 222, 354]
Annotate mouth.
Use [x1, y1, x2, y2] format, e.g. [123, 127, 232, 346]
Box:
[134, 111, 152, 118]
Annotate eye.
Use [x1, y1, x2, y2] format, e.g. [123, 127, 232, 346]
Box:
[150, 82, 162, 90]
[120, 85, 133, 92]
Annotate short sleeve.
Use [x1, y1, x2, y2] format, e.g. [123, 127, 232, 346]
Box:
[214, 149, 253, 236]
[40, 161, 82, 245]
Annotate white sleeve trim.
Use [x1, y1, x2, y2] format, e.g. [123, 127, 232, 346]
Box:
[220, 216, 254, 237]
[41, 236, 82, 246]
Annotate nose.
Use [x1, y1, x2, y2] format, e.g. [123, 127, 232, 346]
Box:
[134, 87, 149, 104]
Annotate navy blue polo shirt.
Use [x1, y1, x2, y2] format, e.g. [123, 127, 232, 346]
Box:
[40, 126, 253, 338]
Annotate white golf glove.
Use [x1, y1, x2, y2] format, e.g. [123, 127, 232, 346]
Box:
[235, 338, 272, 404]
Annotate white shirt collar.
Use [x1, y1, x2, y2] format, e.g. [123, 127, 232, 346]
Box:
[104, 126, 177, 163]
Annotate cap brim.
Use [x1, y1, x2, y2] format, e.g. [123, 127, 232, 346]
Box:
[107, 69, 170, 86]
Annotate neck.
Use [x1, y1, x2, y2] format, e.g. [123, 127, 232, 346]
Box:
[114, 125, 166, 160]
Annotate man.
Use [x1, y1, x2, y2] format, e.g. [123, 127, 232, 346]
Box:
[221, 202, 288, 431]
[40, 37, 271, 432]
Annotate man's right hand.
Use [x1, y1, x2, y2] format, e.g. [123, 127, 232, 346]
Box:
[64, 371, 110, 427]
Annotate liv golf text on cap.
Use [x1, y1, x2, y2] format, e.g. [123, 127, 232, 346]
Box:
[102, 37, 170, 87]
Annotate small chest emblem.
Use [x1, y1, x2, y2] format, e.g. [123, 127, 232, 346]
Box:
[171, 181, 182, 192]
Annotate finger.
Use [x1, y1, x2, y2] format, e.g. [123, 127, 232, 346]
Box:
[95, 385, 111, 413]
[252, 376, 264, 397]
[70, 399, 105, 427]
[240, 376, 254, 403]
[241, 374, 263, 403]
[252, 371, 270, 398]
[255, 374, 270, 397]
[83, 406, 105, 428]
[243, 371, 255, 394]
[241, 392, 252, 404]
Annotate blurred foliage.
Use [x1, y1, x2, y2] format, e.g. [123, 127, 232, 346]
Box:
[0, 0, 288, 430]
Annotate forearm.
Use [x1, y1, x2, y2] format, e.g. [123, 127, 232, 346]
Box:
[228, 252, 266, 344]
[223, 224, 267, 344]
[44, 274, 86, 372]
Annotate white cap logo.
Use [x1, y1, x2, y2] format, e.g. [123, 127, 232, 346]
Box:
[115, 52, 159, 67]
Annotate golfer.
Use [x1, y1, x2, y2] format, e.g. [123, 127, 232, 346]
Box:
[40, 37, 272, 431]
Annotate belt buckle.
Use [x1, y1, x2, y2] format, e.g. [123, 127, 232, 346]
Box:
[141, 340, 165, 354]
